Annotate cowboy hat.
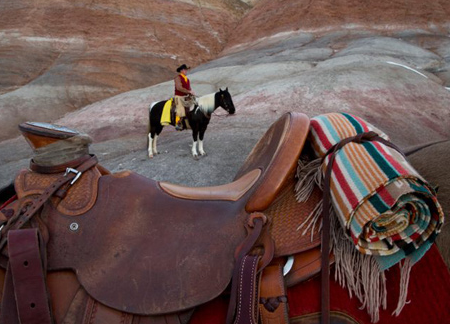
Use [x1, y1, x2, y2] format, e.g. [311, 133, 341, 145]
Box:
[176, 64, 190, 72]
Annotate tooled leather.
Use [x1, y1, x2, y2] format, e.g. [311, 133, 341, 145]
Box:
[14, 167, 101, 216]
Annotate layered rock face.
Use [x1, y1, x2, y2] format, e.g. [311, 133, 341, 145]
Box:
[225, 0, 450, 50]
[0, 0, 247, 141]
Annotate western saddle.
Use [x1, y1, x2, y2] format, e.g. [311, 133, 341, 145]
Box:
[0, 113, 340, 324]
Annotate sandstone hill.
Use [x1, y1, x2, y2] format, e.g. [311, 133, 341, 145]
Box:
[1, 0, 450, 141]
[0, 0, 249, 141]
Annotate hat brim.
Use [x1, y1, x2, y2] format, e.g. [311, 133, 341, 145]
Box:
[176, 65, 190, 72]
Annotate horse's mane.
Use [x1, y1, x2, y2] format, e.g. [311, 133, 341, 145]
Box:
[197, 93, 216, 115]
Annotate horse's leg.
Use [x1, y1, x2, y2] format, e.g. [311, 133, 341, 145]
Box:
[149, 102, 164, 158]
[191, 126, 199, 159]
[148, 107, 153, 158]
[198, 122, 209, 156]
[148, 130, 155, 158]
[153, 125, 163, 155]
[198, 124, 208, 156]
[152, 134, 158, 155]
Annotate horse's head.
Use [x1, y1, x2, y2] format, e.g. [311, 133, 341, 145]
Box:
[218, 88, 235, 115]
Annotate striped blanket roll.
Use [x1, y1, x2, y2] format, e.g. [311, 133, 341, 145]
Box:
[309, 112, 444, 271]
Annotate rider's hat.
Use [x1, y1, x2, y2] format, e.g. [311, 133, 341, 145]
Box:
[176, 64, 190, 72]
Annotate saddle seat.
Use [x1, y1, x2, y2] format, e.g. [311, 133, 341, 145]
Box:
[0, 112, 320, 319]
[160, 112, 309, 211]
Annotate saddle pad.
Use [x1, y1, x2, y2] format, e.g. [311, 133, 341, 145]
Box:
[160, 98, 173, 126]
[309, 113, 444, 270]
[14, 167, 101, 216]
[189, 244, 450, 324]
[43, 171, 249, 315]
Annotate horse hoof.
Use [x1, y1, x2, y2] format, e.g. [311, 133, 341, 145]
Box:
[193, 155, 199, 160]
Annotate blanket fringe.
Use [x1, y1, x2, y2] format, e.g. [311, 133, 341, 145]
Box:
[331, 214, 387, 323]
[295, 157, 412, 323]
[295, 158, 324, 240]
[295, 158, 322, 202]
[392, 258, 412, 316]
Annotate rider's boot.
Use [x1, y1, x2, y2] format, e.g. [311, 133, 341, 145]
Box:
[175, 116, 183, 131]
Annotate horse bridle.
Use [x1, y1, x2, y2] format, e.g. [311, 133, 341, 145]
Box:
[216, 93, 235, 117]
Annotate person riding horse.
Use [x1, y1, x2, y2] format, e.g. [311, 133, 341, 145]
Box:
[174, 64, 195, 131]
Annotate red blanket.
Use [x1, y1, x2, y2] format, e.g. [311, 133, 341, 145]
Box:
[190, 245, 450, 323]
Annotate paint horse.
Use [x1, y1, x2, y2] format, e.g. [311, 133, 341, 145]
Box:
[148, 88, 235, 159]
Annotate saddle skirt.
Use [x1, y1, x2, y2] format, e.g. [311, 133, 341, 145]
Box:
[16, 169, 250, 315]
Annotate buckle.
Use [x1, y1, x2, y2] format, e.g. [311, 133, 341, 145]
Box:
[64, 167, 82, 185]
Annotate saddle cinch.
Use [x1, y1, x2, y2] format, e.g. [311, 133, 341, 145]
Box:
[0, 113, 346, 324]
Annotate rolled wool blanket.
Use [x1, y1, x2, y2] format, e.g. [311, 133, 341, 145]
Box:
[296, 112, 444, 322]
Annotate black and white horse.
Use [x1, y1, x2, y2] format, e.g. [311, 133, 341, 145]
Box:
[148, 88, 235, 159]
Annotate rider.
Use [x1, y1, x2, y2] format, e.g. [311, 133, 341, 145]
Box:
[174, 64, 195, 130]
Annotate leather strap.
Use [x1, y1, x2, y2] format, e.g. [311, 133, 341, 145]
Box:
[231, 255, 261, 324]
[0, 265, 20, 324]
[227, 213, 274, 324]
[0, 155, 98, 251]
[320, 131, 404, 324]
[7, 228, 52, 324]
[259, 262, 289, 324]
[29, 155, 92, 174]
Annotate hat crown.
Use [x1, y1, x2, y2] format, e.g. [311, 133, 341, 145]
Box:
[176, 64, 190, 72]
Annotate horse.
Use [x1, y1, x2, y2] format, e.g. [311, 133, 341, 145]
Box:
[148, 88, 235, 159]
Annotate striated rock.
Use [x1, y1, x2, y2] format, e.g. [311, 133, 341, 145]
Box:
[0, 0, 248, 141]
[225, 0, 450, 51]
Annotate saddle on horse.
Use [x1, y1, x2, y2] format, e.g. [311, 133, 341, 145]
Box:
[0, 112, 444, 324]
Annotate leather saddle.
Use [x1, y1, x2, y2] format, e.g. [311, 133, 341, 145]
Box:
[0, 113, 333, 324]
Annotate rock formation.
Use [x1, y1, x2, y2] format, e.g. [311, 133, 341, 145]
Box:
[0, 0, 248, 141]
